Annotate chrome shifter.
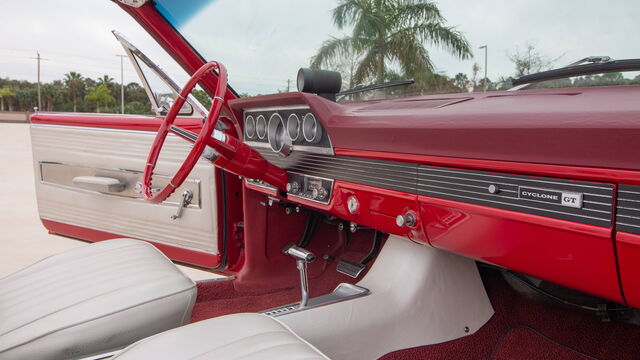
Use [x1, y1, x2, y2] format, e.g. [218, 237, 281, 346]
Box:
[283, 243, 316, 308]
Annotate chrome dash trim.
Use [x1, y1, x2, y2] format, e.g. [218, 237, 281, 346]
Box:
[244, 105, 311, 113]
[418, 166, 614, 227]
[616, 184, 640, 235]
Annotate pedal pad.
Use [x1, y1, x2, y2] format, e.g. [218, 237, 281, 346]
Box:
[337, 258, 366, 278]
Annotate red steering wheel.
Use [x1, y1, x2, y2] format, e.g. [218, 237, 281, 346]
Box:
[142, 61, 288, 204]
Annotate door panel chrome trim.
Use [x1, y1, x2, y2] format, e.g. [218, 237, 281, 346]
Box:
[39, 161, 201, 208]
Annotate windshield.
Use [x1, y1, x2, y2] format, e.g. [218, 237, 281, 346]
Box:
[154, 0, 339, 96]
[153, 0, 640, 98]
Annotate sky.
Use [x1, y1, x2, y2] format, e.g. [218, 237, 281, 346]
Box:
[0, 0, 638, 95]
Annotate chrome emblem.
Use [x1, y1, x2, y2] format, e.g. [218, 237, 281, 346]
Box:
[518, 187, 583, 209]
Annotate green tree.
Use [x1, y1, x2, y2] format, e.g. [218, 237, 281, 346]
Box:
[507, 42, 561, 77]
[0, 87, 16, 111]
[41, 83, 62, 111]
[97, 75, 116, 95]
[452, 73, 470, 92]
[64, 72, 84, 112]
[86, 84, 115, 113]
[124, 101, 148, 114]
[192, 89, 212, 109]
[97, 75, 114, 86]
[311, 0, 472, 85]
[15, 88, 38, 111]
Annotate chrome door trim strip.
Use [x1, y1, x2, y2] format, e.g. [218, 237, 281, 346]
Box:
[31, 123, 158, 135]
[39, 161, 202, 208]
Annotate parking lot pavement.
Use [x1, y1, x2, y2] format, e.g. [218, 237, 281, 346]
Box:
[0, 123, 220, 281]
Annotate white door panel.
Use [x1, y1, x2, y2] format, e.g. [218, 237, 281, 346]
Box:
[30, 124, 218, 254]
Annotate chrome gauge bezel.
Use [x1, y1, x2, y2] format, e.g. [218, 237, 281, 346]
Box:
[287, 113, 301, 141]
[268, 113, 292, 156]
[256, 115, 267, 139]
[302, 112, 322, 144]
[244, 115, 256, 139]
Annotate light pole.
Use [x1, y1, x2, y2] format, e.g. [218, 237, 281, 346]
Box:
[116, 54, 126, 114]
[479, 45, 488, 91]
[30, 51, 47, 111]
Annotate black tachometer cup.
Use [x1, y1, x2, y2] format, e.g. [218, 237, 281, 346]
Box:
[297, 68, 342, 99]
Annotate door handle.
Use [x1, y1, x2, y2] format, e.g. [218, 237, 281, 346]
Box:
[72, 176, 126, 193]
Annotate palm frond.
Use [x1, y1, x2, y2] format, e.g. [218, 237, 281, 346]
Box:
[395, 23, 473, 60]
[310, 36, 355, 69]
[387, 32, 433, 76]
[395, 0, 444, 27]
[332, 0, 363, 29]
[353, 48, 380, 84]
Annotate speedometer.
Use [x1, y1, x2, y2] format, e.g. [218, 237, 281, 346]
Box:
[268, 113, 292, 156]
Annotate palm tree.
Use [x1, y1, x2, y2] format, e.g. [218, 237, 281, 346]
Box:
[86, 84, 115, 113]
[97, 75, 115, 86]
[41, 84, 61, 111]
[64, 72, 84, 112]
[311, 0, 472, 85]
[0, 87, 16, 111]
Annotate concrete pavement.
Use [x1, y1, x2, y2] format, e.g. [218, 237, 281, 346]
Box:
[0, 123, 219, 281]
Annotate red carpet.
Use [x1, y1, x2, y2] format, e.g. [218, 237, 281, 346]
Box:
[379, 269, 640, 360]
[190, 234, 640, 360]
[490, 326, 596, 360]
[190, 230, 377, 322]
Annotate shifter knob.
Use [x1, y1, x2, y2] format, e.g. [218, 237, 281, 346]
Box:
[283, 243, 316, 309]
[283, 243, 316, 262]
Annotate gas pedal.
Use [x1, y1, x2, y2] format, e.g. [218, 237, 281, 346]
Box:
[337, 258, 366, 278]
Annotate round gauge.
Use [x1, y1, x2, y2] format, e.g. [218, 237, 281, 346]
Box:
[268, 113, 292, 156]
[287, 114, 301, 141]
[245, 115, 256, 139]
[302, 113, 322, 144]
[256, 115, 267, 139]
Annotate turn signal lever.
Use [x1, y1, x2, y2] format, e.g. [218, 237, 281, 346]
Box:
[283, 243, 316, 308]
[169, 125, 288, 191]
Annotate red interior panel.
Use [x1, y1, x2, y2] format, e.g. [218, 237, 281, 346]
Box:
[418, 196, 621, 302]
[615, 232, 640, 307]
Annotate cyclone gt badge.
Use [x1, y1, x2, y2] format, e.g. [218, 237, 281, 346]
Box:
[518, 187, 583, 208]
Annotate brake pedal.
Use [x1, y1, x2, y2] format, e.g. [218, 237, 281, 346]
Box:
[337, 259, 366, 278]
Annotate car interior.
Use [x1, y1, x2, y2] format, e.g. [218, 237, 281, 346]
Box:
[2, 1, 640, 360]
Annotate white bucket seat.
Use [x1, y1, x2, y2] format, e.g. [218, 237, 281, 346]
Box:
[112, 313, 330, 360]
[0, 239, 197, 360]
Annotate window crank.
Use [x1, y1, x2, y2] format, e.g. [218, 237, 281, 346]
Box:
[171, 189, 193, 220]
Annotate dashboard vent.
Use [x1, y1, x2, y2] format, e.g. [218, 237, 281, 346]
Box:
[417, 166, 614, 227]
[616, 185, 640, 235]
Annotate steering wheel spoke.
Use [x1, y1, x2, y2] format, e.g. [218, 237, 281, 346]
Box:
[142, 60, 288, 204]
[169, 125, 199, 143]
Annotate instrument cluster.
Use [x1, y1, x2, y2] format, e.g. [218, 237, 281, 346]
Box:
[243, 106, 332, 156]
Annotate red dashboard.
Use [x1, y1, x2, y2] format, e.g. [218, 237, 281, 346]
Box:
[229, 88, 640, 308]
